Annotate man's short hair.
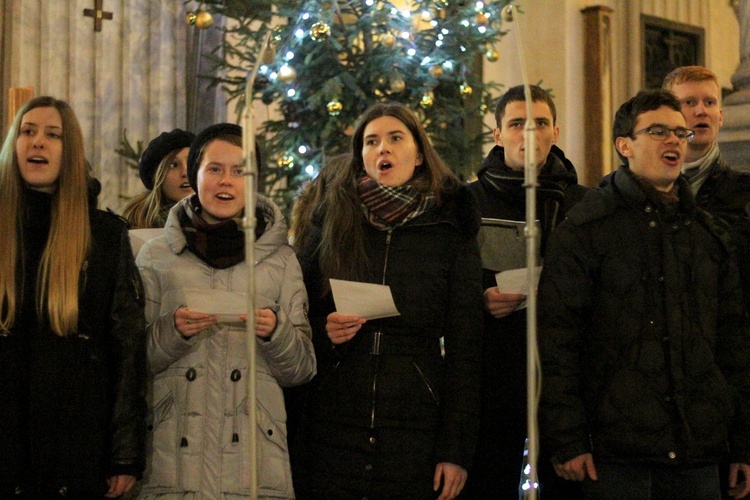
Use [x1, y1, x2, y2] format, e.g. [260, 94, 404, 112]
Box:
[494, 84, 557, 127]
[662, 65, 719, 92]
[612, 89, 682, 163]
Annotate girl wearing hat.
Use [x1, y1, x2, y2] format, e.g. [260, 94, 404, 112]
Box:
[0, 96, 147, 497]
[122, 129, 195, 229]
[291, 102, 483, 499]
[136, 123, 316, 498]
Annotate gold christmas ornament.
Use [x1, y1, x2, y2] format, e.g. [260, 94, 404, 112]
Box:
[502, 4, 515, 23]
[485, 47, 499, 62]
[390, 76, 406, 93]
[310, 21, 331, 41]
[480, 103, 489, 114]
[476, 12, 489, 26]
[278, 64, 297, 84]
[420, 91, 434, 109]
[327, 99, 343, 116]
[429, 64, 444, 78]
[381, 33, 396, 49]
[277, 155, 294, 168]
[195, 10, 214, 29]
[460, 83, 473, 97]
[185, 12, 197, 25]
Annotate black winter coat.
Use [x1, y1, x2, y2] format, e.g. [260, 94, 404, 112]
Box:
[0, 190, 147, 498]
[694, 153, 750, 228]
[538, 166, 750, 468]
[466, 145, 587, 497]
[293, 185, 483, 499]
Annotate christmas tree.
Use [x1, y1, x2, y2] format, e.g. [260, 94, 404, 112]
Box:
[200, 0, 515, 213]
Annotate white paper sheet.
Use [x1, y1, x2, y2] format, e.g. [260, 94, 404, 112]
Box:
[329, 279, 401, 320]
[182, 288, 248, 323]
[129, 228, 163, 257]
[495, 267, 543, 310]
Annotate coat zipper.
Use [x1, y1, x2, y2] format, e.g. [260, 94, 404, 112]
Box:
[370, 229, 393, 430]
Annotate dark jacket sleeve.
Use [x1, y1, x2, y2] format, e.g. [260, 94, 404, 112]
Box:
[436, 202, 484, 469]
[106, 227, 148, 477]
[537, 219, 595, 465]
[714, 237, 750, 465]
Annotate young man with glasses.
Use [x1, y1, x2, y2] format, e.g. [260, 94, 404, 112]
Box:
[664, 66, 750, 226]
[537, 89, 750, 499]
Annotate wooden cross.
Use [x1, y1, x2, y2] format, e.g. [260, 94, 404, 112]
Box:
[83, 0, 113, 32]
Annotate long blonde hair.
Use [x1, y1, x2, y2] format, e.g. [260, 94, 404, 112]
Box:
[121, 149, 179, 228]
[0, 96, 91, 336]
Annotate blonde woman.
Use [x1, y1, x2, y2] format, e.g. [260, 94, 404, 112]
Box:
[0, 96, 147, 497]
[122, 129, 195, 229]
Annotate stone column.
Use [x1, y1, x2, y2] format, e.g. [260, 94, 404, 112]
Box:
[720, 0, 750, 170]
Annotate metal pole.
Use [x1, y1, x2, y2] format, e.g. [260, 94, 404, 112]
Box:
[503, 4, 540, 498]
[242, 30, 273, 500]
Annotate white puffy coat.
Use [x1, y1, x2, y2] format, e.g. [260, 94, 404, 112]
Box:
[135, 196, 316, 499]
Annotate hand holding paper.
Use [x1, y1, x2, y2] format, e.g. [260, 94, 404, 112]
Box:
[494, 266, 542, 311]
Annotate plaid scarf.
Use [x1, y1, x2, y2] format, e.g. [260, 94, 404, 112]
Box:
[177, 196, 262, 269]
[357, 175, 436, 230]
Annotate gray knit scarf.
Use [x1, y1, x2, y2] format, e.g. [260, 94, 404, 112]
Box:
[681, 142, 720, 196]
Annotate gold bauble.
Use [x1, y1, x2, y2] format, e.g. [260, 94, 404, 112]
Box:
[195, 10, 214, 29]
[381, 33, 396, 49]
[480, 103, 489, 114]
[502, 5, 515, 23]
[310, 21, 331, 41]
[327, 99, 343, 116]
[460, 83, 473, 97]
[485, 47, 499, 62]
[278, 64, 297, 84]
[429, 64, 444, 78]
[276, 155, 294, 168]
[420, 91, 434, 109]
[476, 12, 489, 26]
[185, 12, 197, 25]
[390, 76, 406, 93]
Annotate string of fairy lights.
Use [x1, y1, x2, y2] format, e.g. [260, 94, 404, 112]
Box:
[191, 0, 513, 188]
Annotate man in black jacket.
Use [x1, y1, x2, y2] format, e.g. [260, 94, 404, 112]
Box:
[538, 89, 750, 499]
[663, 66, 750, 227]
[465, 85, 586, 498]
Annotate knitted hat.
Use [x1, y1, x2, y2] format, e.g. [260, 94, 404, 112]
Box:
[187, 123, 244, 192]
[138, 129, 195, 190]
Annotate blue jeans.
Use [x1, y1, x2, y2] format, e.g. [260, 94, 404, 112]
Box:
[582, 463, 721, 500]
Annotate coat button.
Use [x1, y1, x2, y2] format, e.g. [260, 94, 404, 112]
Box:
[645, 205, 653, 213]
[14, 487, 23, 495]
[365, 464, 372, 471]
[58, 486, 68, 497]
[668, 451, 676, 459]
[369, 436, 376, 444]
[649, 221, 657, 228]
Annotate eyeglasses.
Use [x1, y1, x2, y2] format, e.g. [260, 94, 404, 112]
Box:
[631, 125, 695, 143]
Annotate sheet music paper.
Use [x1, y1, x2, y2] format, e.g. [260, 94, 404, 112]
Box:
[129, 228, 163, 257]
[478, 218, 541, 272]
[330, 279, 401, 320]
